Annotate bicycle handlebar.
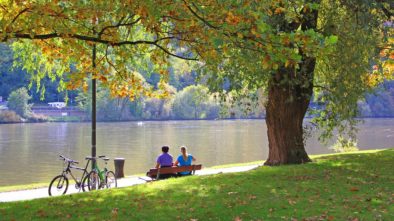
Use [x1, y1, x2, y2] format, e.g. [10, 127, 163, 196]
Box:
[58, 155, 110, 165]
[85, 156, 110, 160]
[59, 155, 79, 164]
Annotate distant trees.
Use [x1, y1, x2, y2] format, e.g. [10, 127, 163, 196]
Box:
[172, 85, 219, 119]
[143, 97, 173, 119]
[73, 84, 265, 121]
[0, 44, 29, 100]
[7, 87, 32, 118]
[0, 43, 76, 104]
[76, 88, 131, 121]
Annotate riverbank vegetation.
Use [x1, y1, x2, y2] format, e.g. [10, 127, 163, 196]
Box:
[1, 149, 392, 220]
[0, 87, 48, 123]
[3, 68, 394, 123]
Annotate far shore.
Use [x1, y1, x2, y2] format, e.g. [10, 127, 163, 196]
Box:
[4, 116, 394, 125]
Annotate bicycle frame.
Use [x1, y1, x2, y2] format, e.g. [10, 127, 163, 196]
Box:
[94, 159, 108, 186]
[60, 156, 92, 189]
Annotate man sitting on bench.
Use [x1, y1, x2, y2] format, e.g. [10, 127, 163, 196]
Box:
[155, 145, 175, 179]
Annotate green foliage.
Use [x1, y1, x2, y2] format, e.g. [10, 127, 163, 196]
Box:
[11, 41, 69, 101]
[312, 0, 391, 141]
[7, 87, 32, 118]
[330, 135, 359, 153]
[0, 149, 393, 220]
[143, 97, 173, 120]
[0, 1, 391, 144]
[218, 89, 266, 119]
[172, 85, 219, 119]
[199, 0, 392, 143]
[1, 0, 206, 102]
[74, 83, 267, 121]
[76, 87, 132, 121]
[0, 44, 30, 100]
[0, 43, 75, 103]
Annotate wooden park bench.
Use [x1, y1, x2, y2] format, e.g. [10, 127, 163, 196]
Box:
[145, 164, 202, 181]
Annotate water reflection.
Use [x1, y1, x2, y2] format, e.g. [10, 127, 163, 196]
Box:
[0, 119, 392, 186]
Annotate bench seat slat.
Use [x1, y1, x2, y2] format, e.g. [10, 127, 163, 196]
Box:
[147, 164, 202, 177]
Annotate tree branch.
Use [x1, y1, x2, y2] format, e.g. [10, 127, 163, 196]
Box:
[3, 32, 198, 61]
[11, 7, 30, 25]
[375, 0, 393, 18]
[182, 0, 220, 29]
[98, 17, 141, 37]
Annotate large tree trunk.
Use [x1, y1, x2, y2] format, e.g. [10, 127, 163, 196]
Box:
[264, 67, 313, 165]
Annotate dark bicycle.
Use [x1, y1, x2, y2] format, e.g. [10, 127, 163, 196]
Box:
[48, 155, 95, 196]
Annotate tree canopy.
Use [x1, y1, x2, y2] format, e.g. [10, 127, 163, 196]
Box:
[1, 0, 393, 164]
[0, 0, 208, 100]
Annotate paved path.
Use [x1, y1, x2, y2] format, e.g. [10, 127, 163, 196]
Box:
[0, 164, 261, 202]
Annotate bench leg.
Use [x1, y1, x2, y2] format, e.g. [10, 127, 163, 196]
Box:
[156, 168, 161, 180]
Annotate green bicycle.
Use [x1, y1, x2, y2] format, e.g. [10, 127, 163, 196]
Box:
[85, 155, 117, 190]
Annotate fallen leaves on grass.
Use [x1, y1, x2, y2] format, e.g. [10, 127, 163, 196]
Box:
[36, 209, 47, 218]
[234, 216, 242, 221]
[248, 195, 257, 200]
[288, 199, 297, 205]
[111, 207, 118, 218]
[349, 187, 359, 192]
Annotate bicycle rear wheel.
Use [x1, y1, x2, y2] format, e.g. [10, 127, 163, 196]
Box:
[105, 171, 117, 188]
[48, 175, 69, 196]
[83, 170, 100, 191]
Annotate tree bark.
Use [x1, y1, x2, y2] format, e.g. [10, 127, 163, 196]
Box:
[264, 73, 311, 165]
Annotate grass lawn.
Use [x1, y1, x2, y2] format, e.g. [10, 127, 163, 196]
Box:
[0, 149, 393, 221]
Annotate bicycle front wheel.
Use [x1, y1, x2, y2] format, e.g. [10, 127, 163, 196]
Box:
[105, 171, 117, 188]
[83, 170, 100, 191]
[48, 175, 69, 196]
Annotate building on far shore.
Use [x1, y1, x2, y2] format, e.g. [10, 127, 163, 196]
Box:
[0, 96, 7, 110]
[32, 102, 85, 117]
[48, 102, 66, 109]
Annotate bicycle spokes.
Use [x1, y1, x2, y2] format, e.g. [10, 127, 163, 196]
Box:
[48, 175, 68, 196]
[105, 171, 117, 188]
[88, 171, 100, 190]
[57, 179, 64, 188]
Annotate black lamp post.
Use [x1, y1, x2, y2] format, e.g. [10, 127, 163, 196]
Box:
[91, 43, 97, 169]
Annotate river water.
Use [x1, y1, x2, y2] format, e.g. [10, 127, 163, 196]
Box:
[0, 119, 393, 186]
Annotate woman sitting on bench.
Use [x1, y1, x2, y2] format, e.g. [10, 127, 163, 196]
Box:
[174, 146, 196, 176]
